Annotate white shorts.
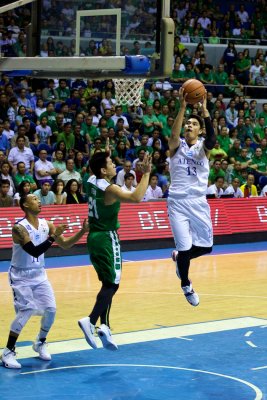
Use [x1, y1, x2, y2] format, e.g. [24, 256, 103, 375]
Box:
[8, 267, 56, 314]
[167, 196, 213, 251]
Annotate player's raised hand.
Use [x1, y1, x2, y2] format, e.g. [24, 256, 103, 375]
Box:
[54, 224, 68, 237]
[105, 137, 111, 155]
[142, 153, 152, 174]
[201, 90, 208, 110]
[178, 86, 188, 107]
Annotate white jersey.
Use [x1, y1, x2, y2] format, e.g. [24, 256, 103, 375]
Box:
[168, 137, 209, 199]
[11, 217, 49, 270]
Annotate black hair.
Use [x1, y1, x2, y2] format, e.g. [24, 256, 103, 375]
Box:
[19, 193, 29, 210]
[18, 180, 31, 195]
[124, 172, 134, 180]
[0, 178, 10, 187]
[89, 151, 109, 178]
[187, 114, 204, 129]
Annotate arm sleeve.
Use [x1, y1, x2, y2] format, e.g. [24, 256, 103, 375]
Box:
[204, 117, 216, 150]
[22, 237, 55, 258]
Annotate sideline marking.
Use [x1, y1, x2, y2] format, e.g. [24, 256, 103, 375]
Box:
[252, 365, 267, 371]
[246, 341, 257, 348]
[20, 363, 263, 400]
[7, 317, 266, 360]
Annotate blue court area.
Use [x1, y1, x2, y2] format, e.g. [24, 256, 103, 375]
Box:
[0, 319, 266, 400]
[1, 242, 267, 399]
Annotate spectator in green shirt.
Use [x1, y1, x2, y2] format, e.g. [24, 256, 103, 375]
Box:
[208, 160, 225, 185]
[259, 103, 267, 125]
[250, 147, 267, 176]
[253, 117, 267, 144]
[234, 52, 251, 85]
[183, 63, 196, 80]
[13, 161, 37, 192]
[217, 126, 232, 153]
[57, 122, 75, 152]
[142, 105, 163, 135]
[56, 79, 71, 103]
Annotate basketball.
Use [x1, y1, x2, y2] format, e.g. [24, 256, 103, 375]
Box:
[182, 79, 206, 105]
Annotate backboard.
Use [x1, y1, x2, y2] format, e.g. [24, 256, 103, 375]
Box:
[0, 0, 174, 79]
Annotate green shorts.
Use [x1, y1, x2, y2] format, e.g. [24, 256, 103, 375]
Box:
[87, 230, 122, 284]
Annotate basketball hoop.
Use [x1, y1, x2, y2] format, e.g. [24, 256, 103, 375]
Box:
[113, 78, 146, 106]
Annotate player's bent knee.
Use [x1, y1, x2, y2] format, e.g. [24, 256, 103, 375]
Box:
[11, 309, 35, 334]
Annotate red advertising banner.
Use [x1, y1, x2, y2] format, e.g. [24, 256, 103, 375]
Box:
[0, 198, 267, 249]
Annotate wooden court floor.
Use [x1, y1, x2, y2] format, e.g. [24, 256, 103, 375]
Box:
[0, 251, 267, 347]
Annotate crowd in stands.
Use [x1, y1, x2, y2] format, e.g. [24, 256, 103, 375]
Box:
[0, 72, 267, 207]
[0, 1, 267, 207]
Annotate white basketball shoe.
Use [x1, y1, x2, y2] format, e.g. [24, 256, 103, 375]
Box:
[78, 317, 98, 349]
[32, 337, 51, 361]
[182, 281, 199, 306]
[1, 348, 21, 369]
[97, 324, 118, 351]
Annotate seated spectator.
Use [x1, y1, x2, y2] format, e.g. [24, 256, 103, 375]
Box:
[112, 140, 127, 166]
[34, 149, 57, 186]
[234, 52, 251, 85]
[74, 151, 87, 176]
[51, 179, 67, 205]
[33, 180, 55, 205]
[56, 79, 70, 103]
[57, 122, 75, 152]
[207, 176, 225, 198]
[116, 160, 137, 187]
[220, 159, 232, 187]
[143, 174, 163, 201]
[121, 172, 136, 193]
[255, 68, 267, 98]
[8, 136, 34, 174]
[1, 161, 15, 196]
[100, 90, 116, 115]
[224, 177, 244, 198]
[39, 102, 58, 133]
[0, 121, 9, 156]
[7, 97, 19, 124]
[34, 97, 46, 119]
[42, 79, 59, 102]
[2, 119, 15, 142]
[209, 141, 228, 163]
[240, 173, 258, 197]
[13, 180, 32, 206]
[57, 158, 82, 186]
[65, 179, 86, 204]
[225, 74, 244, 99]
[199, 66, 214, 85]
[250, 147, 267, 182]
[225, 99, 238, 129]
[13, 161, 37, 192]
[17, 88, 33, 115]
[208, 160, 225, 185]
[36, 116, 52, 146]
[0, 179, 13, 207]
[217, 126, 232, 154]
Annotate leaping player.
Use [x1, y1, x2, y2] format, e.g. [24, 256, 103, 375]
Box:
[168, 89, 216, 306]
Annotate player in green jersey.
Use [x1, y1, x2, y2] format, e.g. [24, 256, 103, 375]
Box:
[79, 145, 151, 351]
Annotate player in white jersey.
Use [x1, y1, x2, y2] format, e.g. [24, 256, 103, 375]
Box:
[1, 193, 88, 369]
[168, 88, 216, 307]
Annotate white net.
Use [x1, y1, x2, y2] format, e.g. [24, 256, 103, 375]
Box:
[113, 78, 146, 106]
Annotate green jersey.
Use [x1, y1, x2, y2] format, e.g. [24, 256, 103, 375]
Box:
[87, 176, 120, 232]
